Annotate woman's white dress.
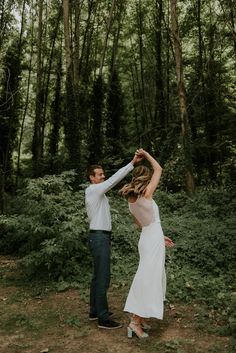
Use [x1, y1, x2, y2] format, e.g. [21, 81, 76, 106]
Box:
[124, 197, 166, 319]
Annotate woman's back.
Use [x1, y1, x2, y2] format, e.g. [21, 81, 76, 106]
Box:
[129, 197, 158, 227]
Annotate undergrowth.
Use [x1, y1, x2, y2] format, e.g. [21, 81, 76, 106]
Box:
[0, 172, 235, 348]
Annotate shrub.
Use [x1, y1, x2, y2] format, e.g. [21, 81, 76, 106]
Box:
[0, 174, 235, 310]
[0, 171, 90, 280]
[157, 188, 236, 275]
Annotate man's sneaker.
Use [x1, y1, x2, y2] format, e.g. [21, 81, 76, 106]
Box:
[98, 319, 122, 329]
[89, 311, 113, 321]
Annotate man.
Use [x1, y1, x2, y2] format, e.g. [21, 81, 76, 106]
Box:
[85, 152, 142, 329]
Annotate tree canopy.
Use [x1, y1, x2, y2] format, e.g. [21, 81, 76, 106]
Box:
[0, 0, 235, 211]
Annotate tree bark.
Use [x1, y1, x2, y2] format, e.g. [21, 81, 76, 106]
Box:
[49, 53, 62, 173]
[154, 0, 166, 129]
[32, 0, 44, 176]
[63, 0, 71, 73]
[220, 0, 236, 56]
[63, 0, 81, 170]
[99, 0, 116, 76]
[74, 0, 81, 88]
[16, 1, 33, 186]
[170, 0, 195, 194]
[136, 0, 149, 131]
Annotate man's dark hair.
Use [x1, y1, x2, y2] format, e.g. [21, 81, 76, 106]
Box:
[87, 165, 103, 181]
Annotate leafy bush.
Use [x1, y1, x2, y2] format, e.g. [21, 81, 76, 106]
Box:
[110, 196, 140, 279]
[110, 187, 235, 324]
[0, 174, 235, 320]
[157, 188, 236, 275]
[0, 171, 90, 280]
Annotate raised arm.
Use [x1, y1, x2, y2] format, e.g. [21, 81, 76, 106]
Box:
[92, 150, 143, 195]
[138, 149, 162, 198]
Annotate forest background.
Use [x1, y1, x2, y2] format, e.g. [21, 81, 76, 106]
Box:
[0, 0, 235, 352]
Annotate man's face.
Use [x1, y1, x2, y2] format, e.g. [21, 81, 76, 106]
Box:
[90, 168, 105, 184]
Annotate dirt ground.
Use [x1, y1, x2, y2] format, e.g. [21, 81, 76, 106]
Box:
[0, 256, 230, 353]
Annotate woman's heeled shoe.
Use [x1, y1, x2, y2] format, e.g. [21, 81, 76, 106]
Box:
[127, 324, 149, 339]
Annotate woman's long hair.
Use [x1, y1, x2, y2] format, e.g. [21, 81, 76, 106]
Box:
[119, 165, 152, 198]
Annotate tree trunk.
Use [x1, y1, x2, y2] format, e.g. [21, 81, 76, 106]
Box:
[136, 0, 149, 132]
[63, 0, 72, 74]
[170, 0, 195, 195]
[153, 0, 169, 161]
[74, 0, 81, 88]
[204, 23, 219, 181]
[16, 1, 34, 186]
[49, 54, 62, 173]
[63, 0, 81, 171]
[32, 0, 44, 176]
[41, 7, 62, 155]
[220, 0, 236, 56]
[154, 0, 166, 129]
[88, 75, 104, 164]
[79, 0, 98, 78]
[0, 1, 24, 200]
[0, 0, 8, 50]
[105, 2, 125, 159]
[99, 0, 116, 76]
[78, 0, 98, 134]
[110, 0, 126, 75]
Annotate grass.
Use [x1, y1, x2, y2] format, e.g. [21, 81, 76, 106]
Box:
[0, 256, 232, 353]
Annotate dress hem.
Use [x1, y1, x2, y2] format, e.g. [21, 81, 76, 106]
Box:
[123, 309, 163, 320]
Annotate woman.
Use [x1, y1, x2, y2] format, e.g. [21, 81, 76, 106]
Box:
[119, 148, 174, 339]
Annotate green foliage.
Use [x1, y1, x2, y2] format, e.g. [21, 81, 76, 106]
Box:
[0, 172, 235, 335]
[105, 69, 124, 159]
[110, 187, 235, 332]
[63, 77, 81, 171]
[87, 75, 105, 164]
[0, 37, 22, 189]
[0, 171, 90, 280]
[157, 188, 236, 275]
[109, 188, 235, 319]
[1, 0, 235, 193]
[160, 147, 186, 192]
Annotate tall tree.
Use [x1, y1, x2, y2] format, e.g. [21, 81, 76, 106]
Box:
[32, 0, 44, 176]
[220, 0, 236, 56]
[105, 69, 123, 160]
[88, 0, 117, 164]
[48, 53, 62, 174]
[0, 40, 22, 211]
[99, 0, 116, 76]
[136, 0, 149, 132]
[0, 0, 14, 50]
[170, 0, 195, 194]
[0, 0, 26, 210]
[154, 0, 166, 130]
[87, 75, 104, 164]
[16, 0, 34, 186]
[63, 0, 81, 171]
[105, 1, 125, 160]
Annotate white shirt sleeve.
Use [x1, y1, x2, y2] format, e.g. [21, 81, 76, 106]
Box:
[92, 162, 134, 194]
[85, 162, 134, 231]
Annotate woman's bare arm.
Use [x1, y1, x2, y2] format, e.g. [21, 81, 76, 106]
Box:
[137, 149, 162, 198]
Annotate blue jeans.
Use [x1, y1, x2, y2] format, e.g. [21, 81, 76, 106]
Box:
[88, 231, 111, 321]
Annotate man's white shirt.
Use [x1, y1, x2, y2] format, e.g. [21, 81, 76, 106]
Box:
[85, 163, 134, 231]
